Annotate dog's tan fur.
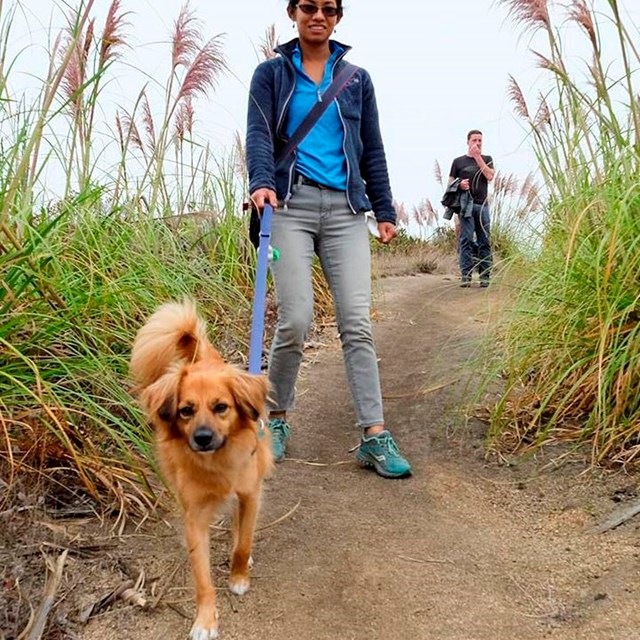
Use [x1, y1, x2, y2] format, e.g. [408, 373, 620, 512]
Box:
[130, 301, 273, 639]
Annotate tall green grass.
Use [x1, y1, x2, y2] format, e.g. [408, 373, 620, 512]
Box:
[0, 1, 264, 514]
[488, 0, 640, 465]
[0, 3, 344, 514]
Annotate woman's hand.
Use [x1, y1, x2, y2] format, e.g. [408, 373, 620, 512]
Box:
[377, 222, 397, 244]
[250, 188, 278, 210]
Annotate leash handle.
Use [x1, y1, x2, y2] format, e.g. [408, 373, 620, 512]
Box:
[248, 204, 274, 375]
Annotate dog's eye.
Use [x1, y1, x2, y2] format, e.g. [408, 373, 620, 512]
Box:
[213, 403, 228, 414]
[178, 406, 194, 418]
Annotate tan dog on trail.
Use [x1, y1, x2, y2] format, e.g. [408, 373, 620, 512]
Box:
[129, 301, 273, 640]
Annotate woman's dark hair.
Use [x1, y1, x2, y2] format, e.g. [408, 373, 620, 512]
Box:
[287, 1, 343, 14]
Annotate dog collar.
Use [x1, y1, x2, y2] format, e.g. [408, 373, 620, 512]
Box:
[251, 418, 266, 456]
[256, 417, 266, 440]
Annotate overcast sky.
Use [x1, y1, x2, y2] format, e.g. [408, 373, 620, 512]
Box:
[7, 0, 640, 214]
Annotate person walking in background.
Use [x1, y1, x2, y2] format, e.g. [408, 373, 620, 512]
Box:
[448, 130, 494, 287]
[245, 0, 411, 478]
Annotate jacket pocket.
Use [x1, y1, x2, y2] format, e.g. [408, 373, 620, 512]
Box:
[338, 83, 362, 121]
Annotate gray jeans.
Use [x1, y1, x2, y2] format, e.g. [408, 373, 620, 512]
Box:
[268, 183, 384, 428]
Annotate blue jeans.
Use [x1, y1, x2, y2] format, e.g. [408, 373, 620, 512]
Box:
[459, 203, 492, 280]
[268, 183, 383, 428]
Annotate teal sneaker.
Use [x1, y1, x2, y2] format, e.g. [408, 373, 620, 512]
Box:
[356, 430, 412, 479]
[267, 417, 290, 462]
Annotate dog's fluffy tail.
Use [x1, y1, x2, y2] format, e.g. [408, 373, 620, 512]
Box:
[130, 300, 222, 390]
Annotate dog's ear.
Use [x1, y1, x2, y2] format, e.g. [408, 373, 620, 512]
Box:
[139, 368, 181, 424]
[230, 371, 268, 421]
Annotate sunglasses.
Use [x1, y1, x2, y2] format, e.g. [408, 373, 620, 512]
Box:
[296, 3, 340, 17]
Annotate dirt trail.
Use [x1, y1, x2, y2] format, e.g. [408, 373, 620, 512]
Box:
[63, 274, 640, 639]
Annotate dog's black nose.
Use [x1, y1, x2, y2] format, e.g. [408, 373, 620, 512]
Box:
[191, 427, 225, 452]
[193, 427, 214, 449]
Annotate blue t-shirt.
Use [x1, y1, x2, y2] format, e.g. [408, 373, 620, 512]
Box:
[286, 44, 347, 191]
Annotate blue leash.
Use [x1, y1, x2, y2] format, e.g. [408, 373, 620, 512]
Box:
[248, 204, 277, 375]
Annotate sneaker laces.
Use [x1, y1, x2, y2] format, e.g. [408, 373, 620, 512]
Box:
[378, 432, 401, 457]
[360, 431, 401, 456]
[269, 418, 290, 438]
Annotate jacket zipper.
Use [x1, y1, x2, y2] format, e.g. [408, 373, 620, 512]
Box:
[329, 52, 356, 214]
[335, 103, 355, 214]
[278, 63, 297, 209]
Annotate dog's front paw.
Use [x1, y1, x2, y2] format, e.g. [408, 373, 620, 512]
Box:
[228, 575, 250, 596]
[189, 610, 219, 640]
[189, 624, 218, 640]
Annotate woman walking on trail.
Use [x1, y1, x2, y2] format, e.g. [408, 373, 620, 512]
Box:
[245, 0, 411, 478]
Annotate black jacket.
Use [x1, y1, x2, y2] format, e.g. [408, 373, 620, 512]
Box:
[441, 178, 462, 216]
[441, 179, 474, 220]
